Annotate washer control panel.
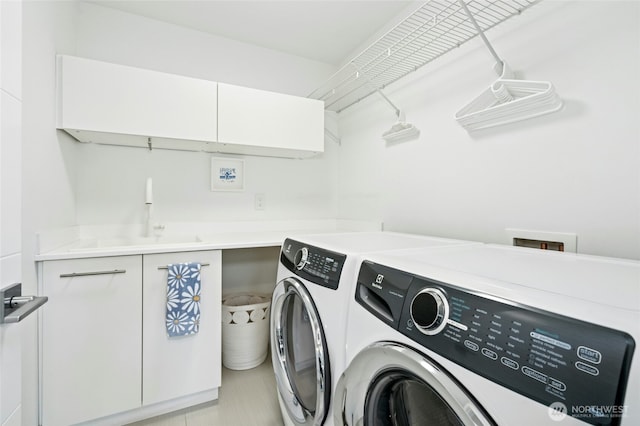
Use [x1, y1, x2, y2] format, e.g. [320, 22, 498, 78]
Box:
[356, 261, 635, 426]
[281, 239, 346, 290]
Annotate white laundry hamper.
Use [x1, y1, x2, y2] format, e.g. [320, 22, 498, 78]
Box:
[221, 292, 272, 370]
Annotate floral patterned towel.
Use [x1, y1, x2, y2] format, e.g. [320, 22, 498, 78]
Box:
[166, 262, 201, 337]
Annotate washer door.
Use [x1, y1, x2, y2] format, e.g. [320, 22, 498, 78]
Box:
[271, 277, 331, 426]
[335, 342, 495, 426]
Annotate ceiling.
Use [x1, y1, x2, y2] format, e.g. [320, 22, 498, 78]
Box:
[87, 1, 415, 66]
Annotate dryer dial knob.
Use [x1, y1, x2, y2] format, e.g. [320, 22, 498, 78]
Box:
[294, 247, 309, 270]
[410, 288, 449, 335]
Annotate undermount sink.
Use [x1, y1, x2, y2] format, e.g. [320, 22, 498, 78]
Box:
[70, 235, 204, 251]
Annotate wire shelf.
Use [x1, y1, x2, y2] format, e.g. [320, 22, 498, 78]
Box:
[308, 0, 541, 113]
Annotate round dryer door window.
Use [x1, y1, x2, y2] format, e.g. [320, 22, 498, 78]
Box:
[367, 371, 465, 425]
[335, 342, 495, 426]
[271, 277, 330, 426]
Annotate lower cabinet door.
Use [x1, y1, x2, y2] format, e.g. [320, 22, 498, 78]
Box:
[41, 256, 142, 426]
[142, 251, 222, 405]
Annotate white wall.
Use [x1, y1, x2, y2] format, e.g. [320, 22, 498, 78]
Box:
[74, 2, 334, 96]
[71, 2, 339, 227]
[22, 2, 77, 425]
[22, 0, 78, 279]
[335, 0, 640, 260]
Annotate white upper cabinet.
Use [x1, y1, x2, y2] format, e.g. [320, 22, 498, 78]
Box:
[216, 83, 324, 158]
[56, 55, 324, 158]
[57, 55, 218, 150]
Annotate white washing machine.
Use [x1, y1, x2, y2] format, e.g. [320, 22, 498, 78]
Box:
[270, 232, 477, 426]
[336, 244, 639, 426]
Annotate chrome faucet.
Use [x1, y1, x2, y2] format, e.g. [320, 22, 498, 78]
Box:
[145, 177, 153, 238]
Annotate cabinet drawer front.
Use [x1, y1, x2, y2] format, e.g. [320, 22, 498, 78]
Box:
[142, 250, 222, 405]
[41, 256, 142, 426]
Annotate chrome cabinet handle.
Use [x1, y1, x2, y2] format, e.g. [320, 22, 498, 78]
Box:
[59, 269, 126, 278]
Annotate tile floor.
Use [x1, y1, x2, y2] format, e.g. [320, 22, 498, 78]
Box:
[128, 357, 283, 426]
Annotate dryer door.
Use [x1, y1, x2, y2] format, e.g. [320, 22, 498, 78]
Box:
[335, 342, 495, 426]
[271, 277, 330, 426]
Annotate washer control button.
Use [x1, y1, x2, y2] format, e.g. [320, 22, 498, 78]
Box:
[575, 361, 600, 376]
[482, 348, 498, 360]
[577, 346, 602, 364]
[501, 357, 519, 370]
[464, 340, 479, 351]
[548, 377, 567, 391]
[522, 366, 548, 384]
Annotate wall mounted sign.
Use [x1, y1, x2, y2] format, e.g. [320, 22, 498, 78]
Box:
[211, 157, 244, 191]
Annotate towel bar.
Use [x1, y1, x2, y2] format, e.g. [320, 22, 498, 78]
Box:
[157, 263, 210, 270]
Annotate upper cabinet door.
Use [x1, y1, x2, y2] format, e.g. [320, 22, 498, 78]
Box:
[217, 82, 324, 158]
[56, 55, 218, 148]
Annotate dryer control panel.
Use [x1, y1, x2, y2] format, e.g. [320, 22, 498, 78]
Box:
[281, 239, 346, 290]
[356, 261, 635, 426]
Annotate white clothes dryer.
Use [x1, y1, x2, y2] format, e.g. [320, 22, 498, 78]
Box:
[336, 244, 639, 426]
[271, 232, 476, 426]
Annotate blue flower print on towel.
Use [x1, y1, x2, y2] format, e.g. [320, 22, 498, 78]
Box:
[181, 282, 201, 316]
[167, 263, 191, 289]
[166, 262, 202, 337]
[186, 314, 200, 334]
[166, 287, 180, 312]
[166, 310, 190, 335]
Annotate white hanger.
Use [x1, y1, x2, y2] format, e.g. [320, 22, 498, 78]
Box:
[455, 62, 563, 131]
[454, 0, 563, 131]
[382, 110, 420, 143]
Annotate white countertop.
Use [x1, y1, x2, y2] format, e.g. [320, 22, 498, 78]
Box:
[35, 220, 382, 261]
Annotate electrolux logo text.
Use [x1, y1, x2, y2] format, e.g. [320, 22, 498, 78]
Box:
[548, 402, 628, 422]
[372, 274, 384, 289]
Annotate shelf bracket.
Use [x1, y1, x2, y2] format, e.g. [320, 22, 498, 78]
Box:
[457, 0, 505, 75]
[351, 62, 402, 119]
[349, 61, 419, 142]
[324, 128, 341, 146]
